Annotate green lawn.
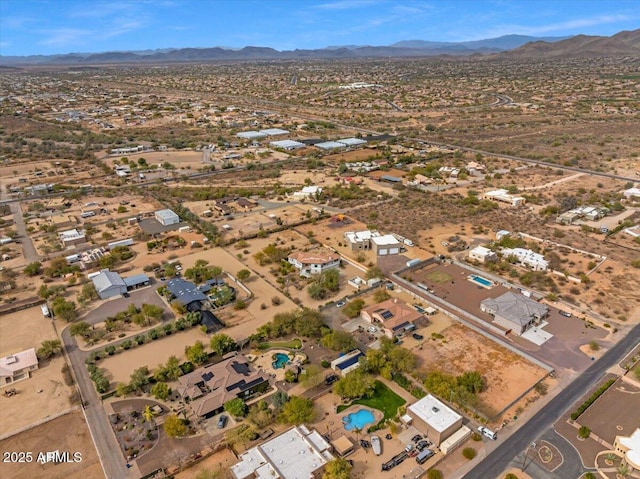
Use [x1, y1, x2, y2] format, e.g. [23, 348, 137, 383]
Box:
[257, 338, 302, 350]
[425, 270, 453, 284]
[337, 380, 406, 422]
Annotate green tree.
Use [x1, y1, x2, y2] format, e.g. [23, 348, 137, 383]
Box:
[427, 470, 443, 479]
[462, 447, 476, 459]
[24, 261, 42, 276]
[38, 284, 52, 299]
[302, 364, 324, 388]
[51, 297, 77, 322]
[578, 426, 591, 439]
[373, 289, 391, 303]
[210, 333, 237, 356]
[271, 391, 288, 409]
[70, 321, 92, 338]
[129, 366, 150, 392]
[457, 371, 485, 394]
[343, 299, 365, 318]
[321, 330, 357, 352]
[505, 474, 519, 479]
[334, 369, 374, 400]
[247, 400, 275, 429]
[185, 341, 208, 364]
[163, 414, 187, 438]
[236, 269, 251, 281]
[224, 398, 247, 418]
[278, 396, 315, 425]
[151, 382, 171, 401]
[37, 339, 62, 360]
[365, 266, 384, 280]
[141, 303, 164, 325]
[322, 457, 352, 479]
[81, 282, 99, 301]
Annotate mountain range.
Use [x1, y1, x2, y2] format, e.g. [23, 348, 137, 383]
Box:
[0, 30, 638, 65]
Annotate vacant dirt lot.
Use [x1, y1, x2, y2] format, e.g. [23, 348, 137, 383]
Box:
[415, 323, 547, 420]
[175, 448, 236, 479]
[0, 307, 76, 436]
[0, 411, 101, 479]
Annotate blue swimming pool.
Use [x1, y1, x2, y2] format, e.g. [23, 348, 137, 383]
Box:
[470, 274, 492, 287]
[342, 409, 375, 431]
[272, 353, 290, 369]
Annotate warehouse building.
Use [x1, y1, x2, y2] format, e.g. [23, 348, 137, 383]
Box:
[155, 209, 180, 226]
[91, 271, 127, 299]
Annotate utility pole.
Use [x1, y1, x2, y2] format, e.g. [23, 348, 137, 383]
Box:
[521, 442, 537, 471]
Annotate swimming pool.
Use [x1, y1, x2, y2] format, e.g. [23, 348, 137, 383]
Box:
[470, 274, 492, 288]
[272, 353, 290, 369]
[342, 409, 375, 431]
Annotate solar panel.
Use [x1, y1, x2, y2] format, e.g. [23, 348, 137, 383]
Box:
[381, 310, 394, 320]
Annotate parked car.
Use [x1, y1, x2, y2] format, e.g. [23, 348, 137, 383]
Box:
[405, 444, 414, 453]
[559, 310, 572, 318]
[368, 326, 377, 333]
[416, 440, 429, 451]
[385, 434, 393, 440]
[325, 375, 339, 385]
[217, 415, 228, 429]
[411, 434, 423, 443]
[412, 333, 424, 340]
[360, 439, 370, 448]
[336, 301, 346, 308]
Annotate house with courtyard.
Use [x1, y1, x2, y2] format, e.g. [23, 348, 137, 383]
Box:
[0, 348, 39, 386]
[288, 249, 341, 277]
[406, 394, 464, 447]
[231, 424, 334, 479]
[177, 353, 269, 419]
[59, 228, 87, 247]
[480, 292, 549, 335]
[344, 230, 380, 251]
[500, 247, 548, 271]
[165, 278, 208, 312]
[361, 298, 424, 338]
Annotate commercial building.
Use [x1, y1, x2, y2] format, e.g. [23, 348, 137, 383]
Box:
[361, 299, 424, 338]
[315, 141, 346, 151]
[468, 246, 497, 263]
[480, 291, 549, 335]
[336, 138, 367, 147]
[178, 354, 270, 419]
[270, 139, 305, 150]
[0, 348, 39, 386]
[232, 425, 334, 479]
[291, 185, 322, 200]
[155, 209, 180, 226]
[237, 131, 268, 140]
[500, 247, 548, 271]
[91, 271, 128, 299]
[288, 249, 341, 277]
[259, 128, 289, 136]
[406, 394, 464, 447]
[107, 238, 134, 250]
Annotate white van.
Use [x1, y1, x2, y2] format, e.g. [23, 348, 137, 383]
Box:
[478, 426, 497, 440]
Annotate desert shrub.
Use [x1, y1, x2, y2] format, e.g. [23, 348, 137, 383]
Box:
[578, 426, 591, 439]
[462, 447, 476, 459]
[427, 470, 443, 479]
[571, 378, 615, 420]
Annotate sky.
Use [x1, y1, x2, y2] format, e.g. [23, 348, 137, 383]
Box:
[0, 0, 638, 56]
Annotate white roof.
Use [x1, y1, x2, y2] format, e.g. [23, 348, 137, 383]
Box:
[237, 131, 267, 139]
[619, 428, 640, 469]
[155, 209, 178, 220]
[301, 186, 322, 194]
[337, 138, 367, 146]
[624, 187, 640, 197]
[408, 394, 462, 433]
[59, 228, 85, 240]
[371, 234, 401, 246]
[470, 246, 494, 256]
[232, 425, 332, 479]
[259, 128, 289, 136]
[91, 271, 126, 292]
[345, 230, 380, 243]
[270, 139, 305, 149]
[315, 141, 345, 150]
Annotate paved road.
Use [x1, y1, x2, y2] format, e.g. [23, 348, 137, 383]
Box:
[60, 287, 172, 479]
[0, 180, 39, 262]
[461, 323, 640, 479]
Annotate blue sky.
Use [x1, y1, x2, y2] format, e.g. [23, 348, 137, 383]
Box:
[0, 0, 638, 56]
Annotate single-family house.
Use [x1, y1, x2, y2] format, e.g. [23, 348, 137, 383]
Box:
[165, 278, 208, 312]
[480, 292, 549, 335]
[59, 228, 87, 247]
[501, 247, 548, 271]
[406, 394, 463, 447]
[468, 246, 497, 263]
[288, 249, 341, 277]
[178, 354, 269, 418]
[0, 348, 39, 386]
[371, 234, 402, 256]
[361, 298, 424, 338]
[232, 425, 333, 479]
[343, 230, 380, 251]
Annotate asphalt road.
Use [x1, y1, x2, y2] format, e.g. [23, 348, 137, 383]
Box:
[60, 287, 171, 479]
[462, 323, 640, 479]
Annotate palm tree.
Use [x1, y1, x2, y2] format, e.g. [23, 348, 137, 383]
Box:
[618, 462, 630, 478]
[142, 405, 156, 429]
[604, 452, 617, 465]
